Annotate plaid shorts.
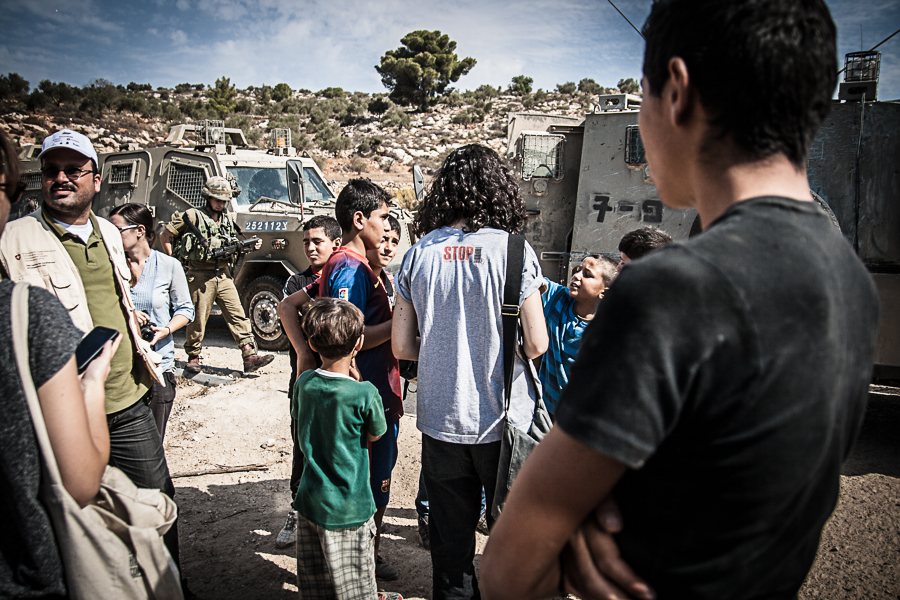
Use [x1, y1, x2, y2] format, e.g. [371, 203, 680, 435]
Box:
[296, 514, 377, 600]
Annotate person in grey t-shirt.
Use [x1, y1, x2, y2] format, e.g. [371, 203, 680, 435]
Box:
[393, 144, 548, 600]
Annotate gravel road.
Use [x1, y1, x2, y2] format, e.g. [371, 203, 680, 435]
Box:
[166, 318, 899, 599]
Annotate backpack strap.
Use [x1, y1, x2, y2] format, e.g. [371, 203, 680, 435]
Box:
[502, 233, 525, 412]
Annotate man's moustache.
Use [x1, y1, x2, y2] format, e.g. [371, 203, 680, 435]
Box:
[51, 184, 77, 193]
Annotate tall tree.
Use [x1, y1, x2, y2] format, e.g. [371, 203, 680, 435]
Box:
[0, 72, 30, 100]
[207, 77, 237, 119]
[272, 83, 292, 102]
[375, 30, 476, 111]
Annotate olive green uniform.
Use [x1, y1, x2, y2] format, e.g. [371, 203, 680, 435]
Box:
[166, 206, 256, 357]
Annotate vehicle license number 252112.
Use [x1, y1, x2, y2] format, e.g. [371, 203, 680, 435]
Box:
[245, 220, 288, 232]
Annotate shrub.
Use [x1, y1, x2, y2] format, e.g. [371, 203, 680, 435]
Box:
[508, 75, 533, 96]
[235, 98, 252, 113]
[578, 78, 602, 95]
[321, 136, 351, 155]
[319, 87, 345, 99]
[556, 81, 576, 95]
[381, 107, 411, 129]
[175, 83, 192, 94]
[368, 96, 392, 114]
[293, 132, 313, 152]
[350, 156, 368, 174]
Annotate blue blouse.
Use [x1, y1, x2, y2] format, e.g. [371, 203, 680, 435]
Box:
[130, 251, 194, 372]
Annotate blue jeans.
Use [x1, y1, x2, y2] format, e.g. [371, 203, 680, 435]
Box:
[107, 397, 180, 573]
[422, 435, 500, 600]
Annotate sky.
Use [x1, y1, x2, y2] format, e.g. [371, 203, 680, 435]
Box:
[1, 0, 898, 101]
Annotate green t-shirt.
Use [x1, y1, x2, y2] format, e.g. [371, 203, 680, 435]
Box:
[46, 210, 151, 413]
[291, 369, 387, 529]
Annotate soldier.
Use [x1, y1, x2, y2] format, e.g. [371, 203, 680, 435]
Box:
[160, 176, 274, 374]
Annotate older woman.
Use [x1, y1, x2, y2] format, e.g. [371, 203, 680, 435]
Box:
[0, 131, 117, 596]
[109, 203, 193, 441]
[392, 144, 548, 600]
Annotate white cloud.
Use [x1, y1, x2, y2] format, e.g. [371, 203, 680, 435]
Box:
[170, 30, 188, 45]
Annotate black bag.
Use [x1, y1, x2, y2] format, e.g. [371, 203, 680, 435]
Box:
[491, 234, 552, 520]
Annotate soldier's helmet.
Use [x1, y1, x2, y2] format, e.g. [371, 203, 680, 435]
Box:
[202, 176, 235, 201]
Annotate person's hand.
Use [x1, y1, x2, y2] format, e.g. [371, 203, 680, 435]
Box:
[349, 358, 361, 382]
[134, 310, 150, 326]
[254, 239, 263, 251]
[149, 325, 171, 346]
[561, 498, 654, 600]
[80, 335, 123, 389]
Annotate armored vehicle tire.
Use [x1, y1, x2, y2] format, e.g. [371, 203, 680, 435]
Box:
[242, 275, 289, 351]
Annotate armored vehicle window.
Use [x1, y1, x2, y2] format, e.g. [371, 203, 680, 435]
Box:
[230, 166, 334, 205]
[231, 167, 289, 205]
[24, 172, 41, 191]
[302, 167, 334, 203]
[167, 162, 206, 208]
[625, 126, 646, 165]
[518, 133, 565, 181]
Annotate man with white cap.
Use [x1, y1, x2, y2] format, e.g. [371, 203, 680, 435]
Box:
[160, 176, 273, 374]
[0, 129, 186, 589]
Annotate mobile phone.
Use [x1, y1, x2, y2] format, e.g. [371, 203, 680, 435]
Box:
[76, 326, 121, 374]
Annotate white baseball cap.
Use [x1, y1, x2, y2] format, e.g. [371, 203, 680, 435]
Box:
[38, 129, 99, 169]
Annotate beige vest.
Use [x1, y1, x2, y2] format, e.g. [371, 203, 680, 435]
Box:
[0, 209, 163, 385]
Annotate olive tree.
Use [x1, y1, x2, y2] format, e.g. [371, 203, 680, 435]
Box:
[375, 30, 476, 111]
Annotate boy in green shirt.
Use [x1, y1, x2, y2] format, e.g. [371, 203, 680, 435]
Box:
[292, 297, 400, 600]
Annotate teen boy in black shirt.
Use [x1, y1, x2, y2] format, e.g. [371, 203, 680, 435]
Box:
[482, 1, 880, 599]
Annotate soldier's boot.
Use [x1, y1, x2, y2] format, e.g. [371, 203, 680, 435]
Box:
[242, 344, 274, 373]
[185, 355, 202, 374]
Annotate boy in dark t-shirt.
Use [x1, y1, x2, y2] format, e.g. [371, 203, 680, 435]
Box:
[276, 215, 341, 550]
[279, 179, 403, 581]
[481, 2, 880, 600]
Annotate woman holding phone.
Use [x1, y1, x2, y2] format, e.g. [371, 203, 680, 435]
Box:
[0, 130, 118, 596]
[109, 203, 194, 441]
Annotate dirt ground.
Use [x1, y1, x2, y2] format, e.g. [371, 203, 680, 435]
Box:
[166, 319, 899, 599]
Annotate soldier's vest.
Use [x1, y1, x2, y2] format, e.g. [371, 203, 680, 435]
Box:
[173, 207, 238, 265]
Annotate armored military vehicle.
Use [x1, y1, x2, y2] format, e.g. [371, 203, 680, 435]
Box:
[507, 51, 900, 376]
[17, 120, 414, 351]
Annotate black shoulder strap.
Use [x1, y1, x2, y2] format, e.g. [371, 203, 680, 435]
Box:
[502, 233, 525, 409]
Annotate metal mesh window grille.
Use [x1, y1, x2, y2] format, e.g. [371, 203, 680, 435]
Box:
[167, 163, 206, 207]
[109, 163, 135, 184]
[271, 128, 291, 148]
[25, 172, 42, 190]
[844, 51, 881, 82]
[198, 120, 226, 144]
[520, 134, 565, 181]
[625, 126, 646, 164]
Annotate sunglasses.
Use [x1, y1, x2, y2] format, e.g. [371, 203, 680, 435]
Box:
[116, 224, 140, 233]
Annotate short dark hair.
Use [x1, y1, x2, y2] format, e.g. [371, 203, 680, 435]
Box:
[413, 144, 527, 237]
[618, 226, 673, 260]
[642, 0, 837, 167]
[386, 215, 401, 238]
[334, 179, 391, 232]
[301, 297, 365, 360]
[574, 255, 619, 289]
[303, 215, 342, 242]
[109, 202, 157, 246]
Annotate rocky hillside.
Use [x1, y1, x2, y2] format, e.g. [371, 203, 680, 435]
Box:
[1, 85, 605, 191]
